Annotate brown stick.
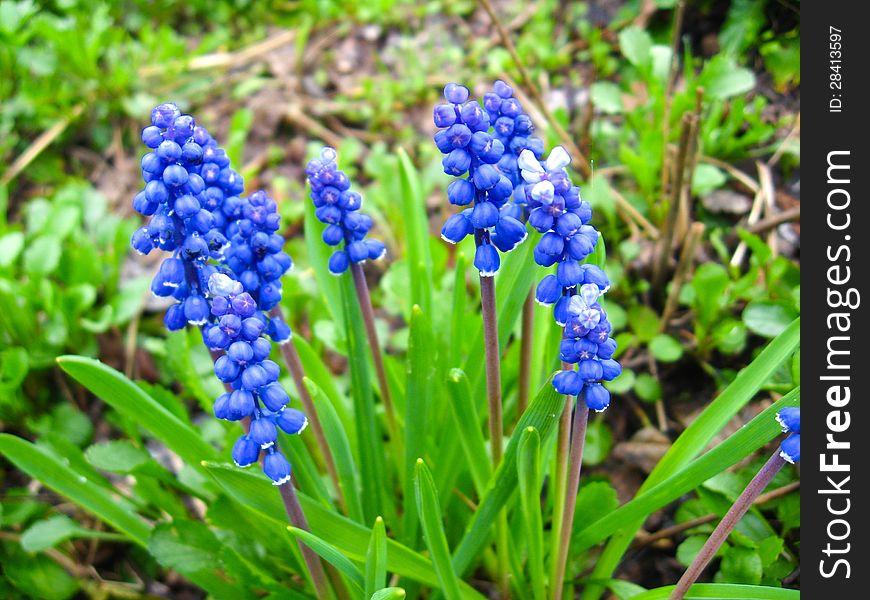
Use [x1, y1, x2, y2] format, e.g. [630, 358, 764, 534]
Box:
[279, 483, 331, 598]
[660, 222, 706, 330]
[671, 452, 787, 599]
[270, 306, 346, 514]
[349, 262, 399, 443]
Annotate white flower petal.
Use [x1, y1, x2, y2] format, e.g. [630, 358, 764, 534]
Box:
[545, 146, 571, 172]
[517, 149, 545, 182]
[566, 295, 586, 316]
[530, 180, 554, 203]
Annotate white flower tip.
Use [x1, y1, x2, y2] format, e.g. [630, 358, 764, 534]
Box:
[272, 474, 293, 486]
[780, 449, 795, 464]
[545, 146, 571, 171]
[440, 234, 459, 244]
[479, 269, 497, 277]
[260, 441, 275, 450]
[187, 318, 208, 326]
[298, 418, 309, 434]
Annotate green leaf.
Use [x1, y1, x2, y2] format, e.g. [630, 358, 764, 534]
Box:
[415, 460, 463, 600]
[21, 514, 122, 552]
[628, 305, 660, 343]
[289, 526, 366, 596]
[85, 440, 151, 473]
[619, 26, 653, 68]
[446, 368, 492, 497]
[692, 164, 728, 196]
[649, 334, 683, 363]
[699, 56, 756, 99]
[719, 545, 762, 584]
[676, 535, 709, 567]
[23, 235, 61, 275]
[742, 301, 799, 338]
[572, 388, 799, 552]
[203, 463, 486, 599]
[633, 373, 662, 403]
[304, 377, 364, 522]
[517, 427, 546, 600]
[452, 378, 563, 574]
[2, 546, 78, 600]
[397, 148, 434, 317]
[341, 275, 387, 523]
[583, 420, 614, 466]
[366, 517, 388, 598]
[590, 82, 623, 114]
[56, 356, 217, 467]
[0, 231, 24, 268]
[628, 583, 798, 600]
[372, 588, 407, 600]
[603, 579, 648, 599]
[0, 434, 152, 547]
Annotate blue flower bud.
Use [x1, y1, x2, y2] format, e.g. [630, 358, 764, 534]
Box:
[553, 370, 583, 396]
[214, 355, 241, 382]
[580, 264, 610, 291]
[260, 383, 289, 412]
[556, 260, 583, 288]
[162, 164, 189, 187]
[441, 212, 473, 244]
[536, 274, 562, 306]
[585, 383, 610, 412]
[277, 408, 308, 435]
[443, 149, 471, 176]
[267, 317, 292, 344]
[241, 364, 269, 390]
[444, 83, 469, 104]
[528, 207, 554, 233]
[554, 212, 582, 238]
[347, 240, 370, 263]
[494, 216, 527, 251]
[322, 224, 344, 245]
[364, 239, 387, 261]
[151, 102, 181, 128]
[264, 450, 292, 485]
[474, 242, 500, 277]
[776, 407, 800, 433]
[164, 303, 187, 331]
[328, 250, 349, 275]
[596, 337, 617, 360]
[228, 340, 254, 364]
[240, 317, 264, 341]
[131, 227, 154, 254]
[472, 163, 500, 190]
[231, 293, 257, 317]
[214, 393, 230, 419]
[433, 104, 457, 128]
[251, 337, 272, 361]
[578, 359, 604, 381]
[183, 294, 209, 325]
[779, 433, 800, 463]
[447, 179, 475, 206]
[226, 389, 255, 420]
[566, 231, 596, 261]
[554, 295, 571, 326]
[232, 435, 260, 467]
[250, 417, 278, 448]
[470, 200, 499, 229]
[600, 359, 622, 381]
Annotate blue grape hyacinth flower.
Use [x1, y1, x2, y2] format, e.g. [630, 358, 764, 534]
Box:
[522, 145, 620, 411]
[306, 147, 386, 276]
[777, 407, 800, 463]
[434, 83, 528, 276]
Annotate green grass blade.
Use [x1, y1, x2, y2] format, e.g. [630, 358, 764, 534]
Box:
[446, 368, 492, 497]
[415, 460, 464, 600]
[517, 427, 546, 600]
[449, 252, 468, 367]
[288, 526, 365, 596]
[583, 317, 800, 599]
[304, 193, 345, 334]
[0, 434, 152, 547]
[294, 336, 355, 444]
[573, 388, 799, 552]
[304, 377, 364, 522]
[202, 463, 486, 600]
[56, 356, 217, 467]
[365, 517, 388, 598]
[452, 377, 562, 575]
[397, 147, 433, 316]
[628, 583, 799, 599]
[341, 274, 387, 524]
[402, 305, 434, 543]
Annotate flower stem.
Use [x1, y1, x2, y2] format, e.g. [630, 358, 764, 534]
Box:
[350, 262, 399, 444]
[279, 482, 331, 598]
[517, 288, 535, 417]
[552, 399, 589, 600]
[670, 451, 787, 600]
[547, 361, 573, 600]
[479, 274, 503, 465]
[270, 305, 346, 514]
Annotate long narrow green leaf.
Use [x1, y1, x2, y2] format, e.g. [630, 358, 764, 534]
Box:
[448, 252, 468, 367]
[583, 318, 801, 600]
[452, 377, 562, 574]
[397, 148, 433, 316]
[402, 305, 433, 543]
[365, 517, 388, 598]
[56, 356, 217, 466]
[304, 377, 364, 522]
[288, 527, 365, 596]
[202, 463, 486, 600]
[517, 427, 546, 600]
[294, 336, 355, 445]
[628, 583, 799, 599]
[372, 588, 407, 600]
[415, 460, 464, 600]
[446, 368, 492, 497]
[341, 274, 387, 523]
[0, 434, 152, 547]
[573, 389, 799, 552]
[304, 193, 345, 334]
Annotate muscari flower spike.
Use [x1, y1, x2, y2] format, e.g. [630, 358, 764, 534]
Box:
[776, 407, 800, 463]
[306, 147, 386, 276]
[434, 83, 528, 276]
[133, 103, 304, 485]
[523, 146, 620, 411]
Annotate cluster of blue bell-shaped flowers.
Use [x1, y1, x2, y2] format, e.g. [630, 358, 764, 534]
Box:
[435, 83, 528, 276]
[776, 407, 800, 463]
[306, 147, 386, 275]
[133, 103, 305, 485]
[522, 146, 621, 411]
